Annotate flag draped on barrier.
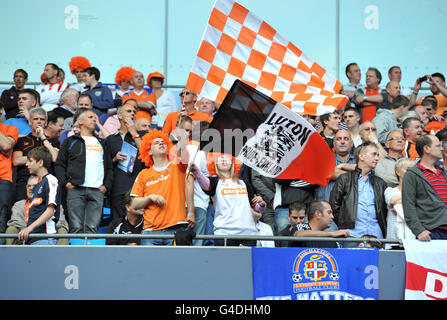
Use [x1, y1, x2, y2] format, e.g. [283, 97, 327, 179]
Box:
[403, 240, 447, 300]
[199, 80, 335, 186]
[252, 247, 380, 300]
[186, 0, 348, 116]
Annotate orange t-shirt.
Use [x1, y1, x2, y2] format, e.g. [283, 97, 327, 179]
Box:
[404, 140, 419, 161]
[122, 89, 157, 122]
[162, 109, 212, 134]
[130, 162, 188, 231]
[416, 94, 447, 115]
[362, 87, 380, 123]
[0, 123, 19, 182]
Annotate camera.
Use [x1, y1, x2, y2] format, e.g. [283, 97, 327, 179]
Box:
[418, 75, 427, 83]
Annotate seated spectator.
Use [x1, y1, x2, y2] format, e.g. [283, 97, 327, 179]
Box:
[1, 69, 28, 120]
[17, 147, 61, 245]
[53, 88, 79, 131]
[375, 130, 406, 188]
[189, 153, 265, 247]
[68, 56, 91, 92]
[290, 200, 350, 248]
[384, 158, 416, 249]
[330, 142, 388, 247]
[55, 108, 113, 234]
[275, 201, 306, 247]
[13, 107, 60, 201]
[130, 129, 192, 246]
[122, 71, 156, 124]
[0, 116, 19, 244]
[252, 206, 274, 247]
[35, 63, 69, 111]
[357, 235, 382, 249]
[5, 88, 40, 136]
[6, 174, 69, 245]
[163, 88, 212, 134]
[402, 134, 447, 241]
[83, 67, 114, 117]
[373, 95, 410, 143]
[114, 67, 135, 99]
[106, 192, 144, 246]
[147, 72, 179, 130]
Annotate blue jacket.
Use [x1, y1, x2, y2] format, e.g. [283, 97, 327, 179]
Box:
[84, 82, 114, 112]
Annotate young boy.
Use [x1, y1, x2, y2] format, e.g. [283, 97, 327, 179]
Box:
[18, 146, 61, 245]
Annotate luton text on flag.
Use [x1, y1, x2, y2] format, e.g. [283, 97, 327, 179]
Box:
[186, 0, 348, 116]
[199, 80, 335, 186]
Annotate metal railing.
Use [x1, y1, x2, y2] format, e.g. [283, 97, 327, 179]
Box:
[0, 233, 403, 247]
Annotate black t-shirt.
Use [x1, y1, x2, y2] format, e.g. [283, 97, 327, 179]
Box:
[289, 223, 339, 248]
[106, 216, 144, 245]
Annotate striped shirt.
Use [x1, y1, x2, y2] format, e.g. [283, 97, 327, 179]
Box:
[417, 163, 447, 205]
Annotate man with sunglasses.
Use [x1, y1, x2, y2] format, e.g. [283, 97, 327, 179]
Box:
[373, 95, 410, 143]
[162, 89, 212, 134]
[358, 121, 387, 157]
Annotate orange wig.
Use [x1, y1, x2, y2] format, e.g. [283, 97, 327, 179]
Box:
[138, 130, 174, 167]
[68, 56, 91, 74]
[206, 152, 242, 177]
[147, 72, 165, 88]
[115, 66, 136, 86]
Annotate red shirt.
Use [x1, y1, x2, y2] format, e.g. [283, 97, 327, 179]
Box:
[362, 87, 380, 122]
[417, 163, 447, 205]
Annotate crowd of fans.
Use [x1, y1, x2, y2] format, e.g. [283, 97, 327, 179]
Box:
[1, 57, 447, 247]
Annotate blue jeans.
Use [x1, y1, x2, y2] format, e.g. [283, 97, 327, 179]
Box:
[30, 238, 57, 245]
[203, 203, 215, 246]
[192, 207, 207, 246]
[141, 224, 188, 246]
[430, 228, 447, 240]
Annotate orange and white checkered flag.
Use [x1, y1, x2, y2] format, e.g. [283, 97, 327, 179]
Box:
[186, 0, 348, 116]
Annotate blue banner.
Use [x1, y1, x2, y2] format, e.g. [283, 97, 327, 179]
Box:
[252, 247, 379, 300]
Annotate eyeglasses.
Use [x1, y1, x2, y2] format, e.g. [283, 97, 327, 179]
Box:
[387, 137, 405, 142]
[179, 91, 193, 97]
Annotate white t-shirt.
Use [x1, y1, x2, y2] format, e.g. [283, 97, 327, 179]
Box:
[81, 136, 104, 188]
[186, 144, 210, 210]
[256, 221, 275, 247]
[152, 91, 179, 127]
[208, 177, 258, 236]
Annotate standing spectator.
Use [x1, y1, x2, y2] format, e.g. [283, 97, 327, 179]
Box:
[147, 72, 179, 130]
[358, 121, 387, 157]
[45, 111, 65, 141]
[411, 104, 430, 128]
[340, 63, 364, 107]
[5, 89, 39, 136]
[353, 67, 382, 122]
[106, 192, 144, 246]
[68, 56, 91, 92]
[35, 63, 69, 112]
[290, 200, 350, 248]
[373, 95, 410, 143]
[387, 66, 413, 96]
[275, 201, 306, 247]
[83, 67, 114, 117]
[0, 119, 19, 244]
[330, 142, 388, 247]
[12, 107, 60, 201]
[130, 129, 192, 246]
[1, 69, 28, 120]
[122, 71, 156, 124]
[189, 153, 265, 247]
[343, 107, 362, 147]
[384, 158, 416, 248]
[106, 102, 146, 225]
[412, 73, 447, 115]
[114, 67, 135, 99]
[316, 130, 356, 203]
[319, 110, 341, 149]
[402, 135, 447, 240]
[251, 169, 276, 231]
[375, 130, 406, 188]
[402, 117, 424, 160]
[55, 108, 113, 233]
[135, 117, 151, 132]
[53, 88, 79, 131]
[163, 88, 212, 135]
[18, 147, 61, 245]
